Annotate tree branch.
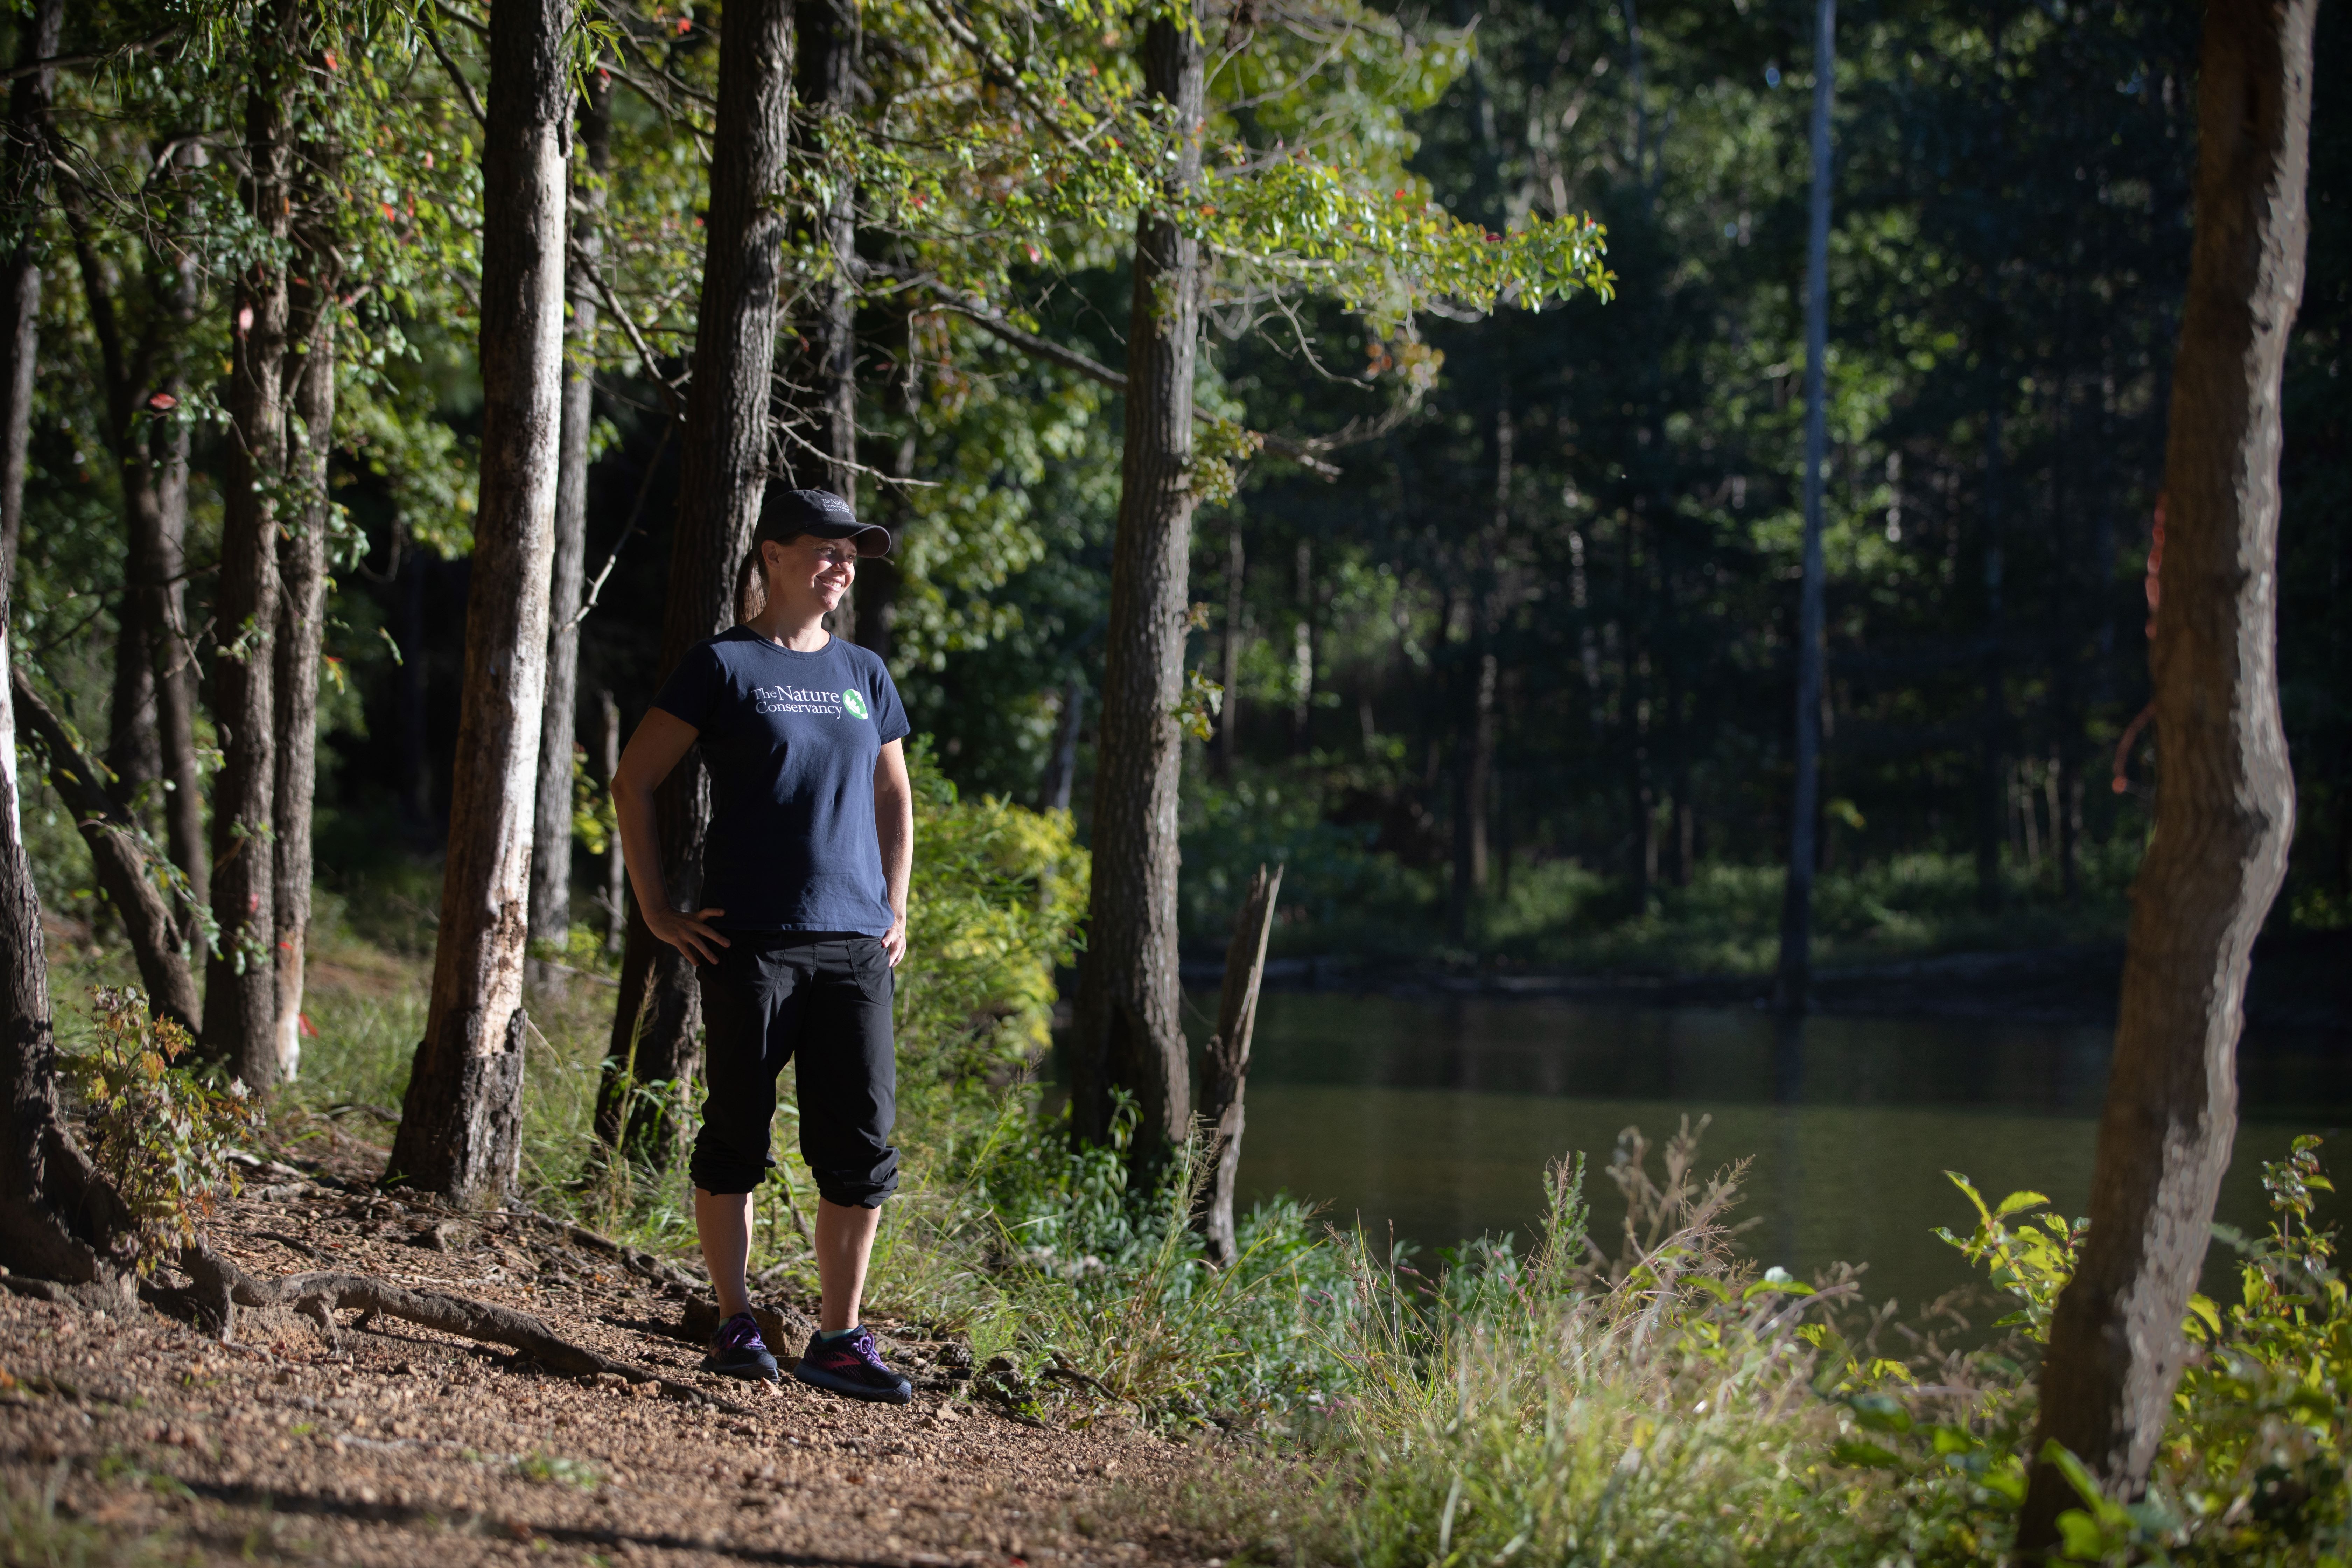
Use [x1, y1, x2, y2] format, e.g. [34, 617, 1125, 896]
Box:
[938, 303, 1343, 479]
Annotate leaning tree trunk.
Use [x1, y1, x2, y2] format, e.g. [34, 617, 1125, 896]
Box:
[390, 0, 575, 1206]
[2017, 0, 2314, 1549]
[199, 0, 299, 1087]
[1070, 2, 1205, 1175]
[10, 672, 199, 1032]
[271, 260, 338, 1082]
[527, 70, 612, 967]
[597, 0, 794, 1165]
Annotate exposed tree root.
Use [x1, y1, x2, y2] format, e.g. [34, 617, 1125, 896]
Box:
[176, 1240, 757, 1416]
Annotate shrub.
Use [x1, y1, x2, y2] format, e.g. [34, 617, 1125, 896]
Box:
[59, 987, 254, 1266]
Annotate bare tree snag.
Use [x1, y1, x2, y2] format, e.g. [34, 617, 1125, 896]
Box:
[272, 259, 339, 1082]
[599, 0, 794, 1163]
[2018, 0, 2314, 1549]
[1071, 0, 1205, 1177]
[392, 0, 575, 1205]
[529, 71, 613, 966]
[1195, 863, 1281, 1267]
[200, 0, 299, 1086]
[8, 670, 198, 1032]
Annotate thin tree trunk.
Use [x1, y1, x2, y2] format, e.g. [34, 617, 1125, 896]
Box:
[391, 0, 574, 1206]
[1070, 2, 1204, 1172]
[794, 0, 857, 499]
[1040, 675, 1082, 813]
[154, 233, 206, 940]
[1772, 0, 1833, 1015]
[104, 581, 158, 807]
[597, 0, 794, 1164]
[597, 688, 625, 952]
[0, 0, 131, 1294]
[1195, 862, 1281, 1267]
[1216, 522, 1242, 776]
[1976, 394, 2007, 913]
[0, 0, 56, 609]
[200, 0, 298, 1086]
[794, 0, 858, 643]
[2017, 0, 2313, 1548]
[272, 264, 337, 1082]
[528, 72, 612, 967]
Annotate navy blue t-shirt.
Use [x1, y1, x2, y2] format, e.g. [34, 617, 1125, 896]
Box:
[650, 628, 911, 934]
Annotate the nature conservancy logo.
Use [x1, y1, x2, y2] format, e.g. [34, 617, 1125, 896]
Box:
[753, 682, 862, 719]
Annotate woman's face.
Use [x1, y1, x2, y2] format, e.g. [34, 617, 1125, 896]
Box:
[762, 533, 858, 618]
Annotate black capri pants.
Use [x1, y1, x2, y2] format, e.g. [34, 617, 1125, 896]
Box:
[689, 932, 899, 1207]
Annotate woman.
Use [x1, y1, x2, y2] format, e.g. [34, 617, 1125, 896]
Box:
[611, 486, 916, 1402]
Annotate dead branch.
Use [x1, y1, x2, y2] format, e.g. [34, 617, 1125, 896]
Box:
[178, 1240, 755, 1416]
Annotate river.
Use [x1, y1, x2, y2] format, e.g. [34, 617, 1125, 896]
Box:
[1220, 991, 2349, 1313]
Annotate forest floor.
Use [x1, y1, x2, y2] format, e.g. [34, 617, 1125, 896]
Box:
[0, 1125, 1220, 1568]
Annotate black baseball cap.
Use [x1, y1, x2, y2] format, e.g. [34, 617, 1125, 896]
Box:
[755, 486, 892, 558]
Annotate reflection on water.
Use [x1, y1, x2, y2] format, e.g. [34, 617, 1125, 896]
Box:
[1216, 993, 2348, 1313]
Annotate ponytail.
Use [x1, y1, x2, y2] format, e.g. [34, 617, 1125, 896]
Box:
[734, 544, 768, 624]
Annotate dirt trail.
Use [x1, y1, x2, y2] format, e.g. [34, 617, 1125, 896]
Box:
[0, 1138, 1220, 1567]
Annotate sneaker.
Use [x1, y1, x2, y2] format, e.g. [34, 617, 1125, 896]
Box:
[792, 1326, 913, 1404]
[700, 1311, 780, 1383]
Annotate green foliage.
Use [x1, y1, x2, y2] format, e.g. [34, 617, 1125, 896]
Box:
[59, 989, 253, 1267]
[896, 743, 1088, 1091]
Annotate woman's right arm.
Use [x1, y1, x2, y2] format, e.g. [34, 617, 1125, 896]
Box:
[611, 707, 731, 965]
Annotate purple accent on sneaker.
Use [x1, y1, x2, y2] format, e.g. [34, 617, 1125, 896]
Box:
[792, 1326, 913, 1404]
[701, 1311, 780, 1382]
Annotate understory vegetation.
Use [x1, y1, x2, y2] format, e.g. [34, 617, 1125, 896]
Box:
[40, 774, 2348, 1567]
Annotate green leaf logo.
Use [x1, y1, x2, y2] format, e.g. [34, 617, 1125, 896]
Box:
[842, 688, 870, 721]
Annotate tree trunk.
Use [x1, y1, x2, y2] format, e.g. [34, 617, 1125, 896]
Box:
[597, 0, 794, 1164]
[1975, 393, 2007, 915]
[1773, 0, 1834, 1015]
[10, 671, 199, 1032]
[271, 264, 337, 1082]
[1195, 863, 1280, 1267]
[1216, 522, 1242, 776]
[794, 0, 857, 498]
[390, 0, 575, 1206]
[199, 0, 298, 1086]
[597, 688, 625, 952]
[2017, 0, 2313, 1548]
[153, 238, 206, 943]
[1070, 3, 1204, 1174]
[64, 224, 187, 988]
[0, 0, 57, 608]
[795, 0, 858, 642]
[0, 0, 132, 1295]
[528, 72, 612, 966]
[1040, 675, 1082, 813]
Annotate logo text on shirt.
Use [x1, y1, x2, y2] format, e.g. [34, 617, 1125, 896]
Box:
[752, 684, 849, 717]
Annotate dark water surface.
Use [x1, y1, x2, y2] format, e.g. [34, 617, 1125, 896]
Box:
[1218, 992, 2351, 1313]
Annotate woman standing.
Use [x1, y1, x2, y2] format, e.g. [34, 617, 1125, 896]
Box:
[611, 486, 916, 1402]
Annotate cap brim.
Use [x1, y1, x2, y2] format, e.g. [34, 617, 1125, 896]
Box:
[803, 519, 894, 558]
